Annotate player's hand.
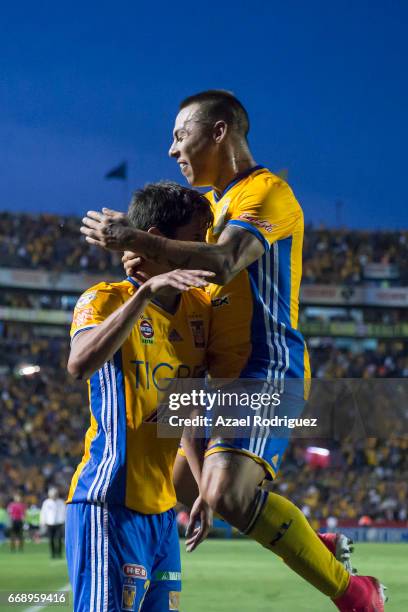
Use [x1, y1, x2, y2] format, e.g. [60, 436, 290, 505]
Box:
[122, 251, 144, 277]
[140, 269, 215, 299]
[185, 495, 213, 552]
[81, 208, 134, 251]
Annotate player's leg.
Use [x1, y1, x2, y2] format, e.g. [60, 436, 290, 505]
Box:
[55, 523, 63, 558]
[49, 525, 56, 558]
[173, 449, 198, 510]
[17, 521, 24, 551]
[142, 508, 181, 612]
[201, 450, 351, 600]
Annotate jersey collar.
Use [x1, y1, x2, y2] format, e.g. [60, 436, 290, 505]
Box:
[213, 164, 264, 202]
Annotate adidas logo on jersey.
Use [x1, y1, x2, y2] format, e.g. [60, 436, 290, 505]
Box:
[168, 329, 183, 342]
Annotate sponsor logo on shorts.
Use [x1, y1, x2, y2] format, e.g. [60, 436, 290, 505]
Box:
[169, 591, 180, 610]
[75, 291, 97, 309]
[122, 563, 147, 579]
[121, 584, 136, 610]
[139, 319, 154, 344]
[154, 571, 182, 581]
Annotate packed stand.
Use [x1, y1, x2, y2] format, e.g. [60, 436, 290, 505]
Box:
[0, 212, 121, 273]
[1, 212, 407, 284]
[0, 333, 407, 524]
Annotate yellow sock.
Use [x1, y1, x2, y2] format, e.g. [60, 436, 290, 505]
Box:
[247, 491, 349, 598]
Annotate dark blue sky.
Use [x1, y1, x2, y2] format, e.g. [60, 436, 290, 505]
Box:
[1, 1, 407, 228]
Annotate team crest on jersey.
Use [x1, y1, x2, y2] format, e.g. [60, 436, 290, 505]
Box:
[169, 591, 180, 610]
[75, 291, 97, 309]
[168, 328, 183, 342]
[121, 584, 136, 610]
[189, 320, 205, 348]
[139, 319, 154, 344]
[213, 201, 230, 235]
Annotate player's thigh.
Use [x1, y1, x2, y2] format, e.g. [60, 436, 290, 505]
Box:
[142, 509, 181, 612]
[201, 450, 265, 526]
[173, 451, 198, 509]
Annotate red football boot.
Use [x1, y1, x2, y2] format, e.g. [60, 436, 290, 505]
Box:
[318, 532, 355, 574]
[333, 574, 387, 611]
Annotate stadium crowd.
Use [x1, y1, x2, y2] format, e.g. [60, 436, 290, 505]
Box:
[303, 225, 408, 285]
[0, 211, 407, 529]
[0, 332, 406, 525]
[0, 212, 121, 273]
[1, 211, 407, 284]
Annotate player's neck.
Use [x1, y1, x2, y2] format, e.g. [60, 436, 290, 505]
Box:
[212, 148, 257, 195]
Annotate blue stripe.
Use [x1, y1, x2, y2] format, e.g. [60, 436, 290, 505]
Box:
[227, 220, 270, 252]
[71, 325, 97, 341]
[240, 257, 271, 379]
[276, 237, 292, 328]
[72, 368, 107, 502]
[105, 351, 127, 504]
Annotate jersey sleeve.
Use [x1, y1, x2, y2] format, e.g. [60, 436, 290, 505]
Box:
[227, 176, 302, 250]
[70, 282, 123, 340]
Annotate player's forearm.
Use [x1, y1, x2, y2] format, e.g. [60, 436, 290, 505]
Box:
[180, 435, 205, 488]
[67, 287, 151, 380]
[127, 229, 232, 284]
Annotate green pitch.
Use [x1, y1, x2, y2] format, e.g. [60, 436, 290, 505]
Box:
[0, 540, 406, 611]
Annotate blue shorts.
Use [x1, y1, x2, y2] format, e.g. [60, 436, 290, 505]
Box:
[205, 387, 305, 479]
[66, 502, 181, 612]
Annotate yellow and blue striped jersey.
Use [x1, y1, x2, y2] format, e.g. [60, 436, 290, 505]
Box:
[67, 278, 209, 514]
[206, 165, 310, 388]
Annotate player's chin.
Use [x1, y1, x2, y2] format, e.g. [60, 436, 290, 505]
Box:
[181, 169, 196, 185]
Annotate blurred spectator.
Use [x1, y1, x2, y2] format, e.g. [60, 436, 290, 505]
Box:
[40, 487, 66, 559]
[7, 493, 26, 552]
[0, 502, 9, 542]
[26, 503, 41, 543]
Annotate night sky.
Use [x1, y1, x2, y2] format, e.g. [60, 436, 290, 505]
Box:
[1, 1, 407, 229]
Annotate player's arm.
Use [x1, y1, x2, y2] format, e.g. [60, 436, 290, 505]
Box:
[81, 209, 264, 285]
[67, 270, 213, 380]
[180, 433, 213, 552]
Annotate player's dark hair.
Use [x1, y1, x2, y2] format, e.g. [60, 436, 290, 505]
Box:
[128, 181, 213, 238]
[179, 90, 249, 139]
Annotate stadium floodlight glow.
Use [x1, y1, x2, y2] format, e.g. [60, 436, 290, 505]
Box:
[306, 446, 330, 456]
[17, 364, 41, 376]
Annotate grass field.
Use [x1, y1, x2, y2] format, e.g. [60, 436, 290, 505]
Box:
[0, 540, 406, 611]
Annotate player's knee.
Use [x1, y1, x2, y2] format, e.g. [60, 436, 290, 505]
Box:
[202, 482, 245, 528]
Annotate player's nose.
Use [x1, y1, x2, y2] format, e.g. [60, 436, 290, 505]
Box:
[168, 140, 179, 158]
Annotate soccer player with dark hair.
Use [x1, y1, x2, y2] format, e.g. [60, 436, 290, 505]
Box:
[67, 182, 214, 612]
[81, 90, 386, 611]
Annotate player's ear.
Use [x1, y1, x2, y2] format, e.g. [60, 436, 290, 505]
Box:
[213, 120, 228, 144]
[147, 227, 165, 238]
